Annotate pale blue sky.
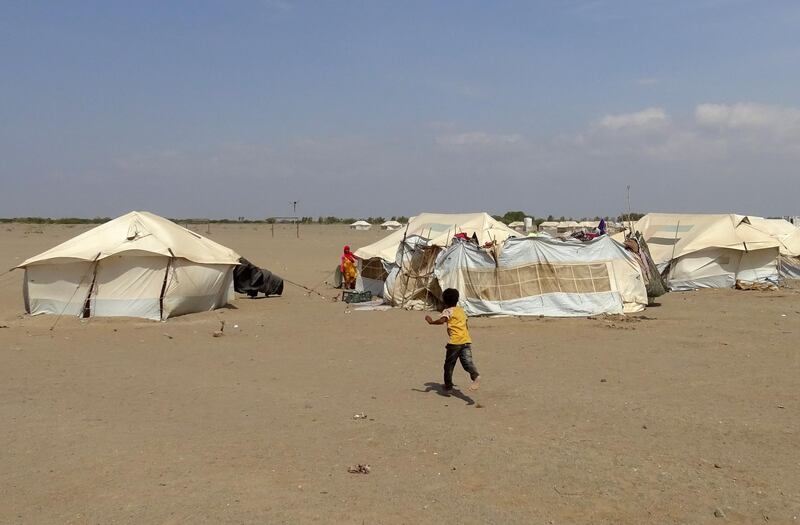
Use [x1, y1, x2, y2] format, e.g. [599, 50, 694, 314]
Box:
[2, 1, 799, 219]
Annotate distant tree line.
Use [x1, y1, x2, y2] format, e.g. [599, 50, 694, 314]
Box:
[0, 212, 648, 225]
[0, 217, 113, 224]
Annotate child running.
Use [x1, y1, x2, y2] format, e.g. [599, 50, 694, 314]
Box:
[425, 288, 481, 392]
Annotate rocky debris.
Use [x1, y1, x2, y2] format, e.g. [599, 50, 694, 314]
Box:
[714, 507, 726, 518]
[347, 464, 370, 474]
[212, 320, 226, 337]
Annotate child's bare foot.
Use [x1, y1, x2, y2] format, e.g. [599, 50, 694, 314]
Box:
[468, 375, 481, 391]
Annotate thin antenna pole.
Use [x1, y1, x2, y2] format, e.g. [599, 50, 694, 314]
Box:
[626, 185, 633, 234]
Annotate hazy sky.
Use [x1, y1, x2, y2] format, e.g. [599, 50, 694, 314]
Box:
[2, 1, 799, 219]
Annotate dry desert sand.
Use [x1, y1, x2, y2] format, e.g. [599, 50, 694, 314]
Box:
[1, 223, 799, 524]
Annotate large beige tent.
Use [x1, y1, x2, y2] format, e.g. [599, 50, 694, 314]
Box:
[354, 212, 518, 297]
[746, 217, 800, 279]
[18, 211, 241, 320]
[633, 213, 780, 290]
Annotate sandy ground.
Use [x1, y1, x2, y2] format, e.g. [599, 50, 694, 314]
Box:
[1, 223, 798, 524]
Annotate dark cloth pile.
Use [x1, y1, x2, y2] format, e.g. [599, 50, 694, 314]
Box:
[233, 257, 284, 297]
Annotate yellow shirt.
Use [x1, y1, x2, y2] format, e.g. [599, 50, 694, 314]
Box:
[442, 306, 471, 345]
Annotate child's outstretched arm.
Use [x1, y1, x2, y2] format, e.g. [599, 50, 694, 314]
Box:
[425, 315, 447, 325]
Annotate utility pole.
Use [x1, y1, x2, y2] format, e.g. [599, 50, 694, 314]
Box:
[292, 201, 300, 239]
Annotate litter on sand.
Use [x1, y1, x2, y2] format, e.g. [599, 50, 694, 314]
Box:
[348, 464, 371, 474]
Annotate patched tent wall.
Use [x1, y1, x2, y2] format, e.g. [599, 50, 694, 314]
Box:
[435, 236, 647, 317]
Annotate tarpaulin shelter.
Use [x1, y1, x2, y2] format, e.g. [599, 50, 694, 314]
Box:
[354, 212, 518, 298]
[17, 211, 241, 320]
[355, 212, 647, 316]
[434, 236, 648, 316]
[633, 213, 780, 290]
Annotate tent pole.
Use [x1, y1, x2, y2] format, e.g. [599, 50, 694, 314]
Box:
[159, 251, 175, 321]
[398, 221, 411, 309]
[50, 252, 101, 331]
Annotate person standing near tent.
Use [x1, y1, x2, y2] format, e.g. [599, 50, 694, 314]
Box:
[341, 245, 357, 290]
[425, 288, 481, 392]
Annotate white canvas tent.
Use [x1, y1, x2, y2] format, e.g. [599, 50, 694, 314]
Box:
[434, 236, 648, 316]
[538, 221, 559, 235]
[556, 221, 580, 235]
[746, 217, 800, 279]
[633, 213, 780, 290]
[381, 220, 403, 231]
[17, 211, 241, 320]
[350, 220, 372, 231]
[507, 221, 526, 232]
[354, 212, 518, 298]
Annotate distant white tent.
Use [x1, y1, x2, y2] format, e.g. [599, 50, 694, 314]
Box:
[507, 221, 526, 232]
[350, 221, 372, 231]
[557, 221, 579, 234]
[634, 213, 780, 290]
[17, 211, 241, 320]
[538, 221, 559, 235]
[380, 220, 403, 231]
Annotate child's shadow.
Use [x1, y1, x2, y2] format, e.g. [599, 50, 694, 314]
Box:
[411, 382, 475, 405]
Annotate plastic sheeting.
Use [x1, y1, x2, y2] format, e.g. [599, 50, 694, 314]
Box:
[779, 255, 800, 279]
[435, 236, 647, 317]
[356, 257, 391, 297]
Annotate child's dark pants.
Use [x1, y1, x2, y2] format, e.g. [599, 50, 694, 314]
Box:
[443, 343, 479, 388]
